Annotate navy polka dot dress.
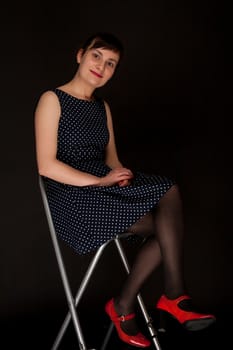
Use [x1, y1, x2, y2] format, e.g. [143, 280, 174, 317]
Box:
[43, 88, 176, 254]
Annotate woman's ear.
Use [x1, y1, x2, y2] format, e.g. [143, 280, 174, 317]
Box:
[76, 49, 84, 64]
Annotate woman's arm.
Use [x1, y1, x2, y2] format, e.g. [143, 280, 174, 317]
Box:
[34, 90, 101, 186]
[104, 100, 125, 168]
[104, 101, 134, 186]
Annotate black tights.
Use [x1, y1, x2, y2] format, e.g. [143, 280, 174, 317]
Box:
[114, 184, 186, 333]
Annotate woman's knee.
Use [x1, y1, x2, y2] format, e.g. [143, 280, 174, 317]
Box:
[161, 184, 181, 202]
[126, 211, 155, 237]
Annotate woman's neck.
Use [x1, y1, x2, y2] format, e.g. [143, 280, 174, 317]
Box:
[59, 80, 94, 101]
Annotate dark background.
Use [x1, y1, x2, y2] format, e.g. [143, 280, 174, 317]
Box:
[1, 0, 232, 349]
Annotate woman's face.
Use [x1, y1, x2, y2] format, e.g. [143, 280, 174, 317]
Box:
[77, 47, 120, 88]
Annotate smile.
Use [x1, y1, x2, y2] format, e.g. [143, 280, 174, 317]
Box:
[90, 70, 103, 78]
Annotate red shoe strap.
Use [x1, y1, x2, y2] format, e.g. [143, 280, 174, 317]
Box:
[174, 294, 192, 304]
[114, 312, 136, 322]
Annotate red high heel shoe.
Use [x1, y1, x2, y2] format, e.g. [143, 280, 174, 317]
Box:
[156, 294, 216, 331]
[105, 298, 151, 348]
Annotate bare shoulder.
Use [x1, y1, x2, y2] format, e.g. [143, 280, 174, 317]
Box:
[103, 99, 110, 108]
[35, 90, 61, 118]
[103, 99, 112, 114]
[34, 90, 61, 127]
[36, 90, 59, 108]
[103, 100, 115, 129]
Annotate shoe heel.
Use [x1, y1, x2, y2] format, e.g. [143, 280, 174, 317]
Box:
[158, 310, 167, 333]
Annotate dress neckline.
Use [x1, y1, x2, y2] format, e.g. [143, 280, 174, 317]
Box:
[55, 88, 98, 103]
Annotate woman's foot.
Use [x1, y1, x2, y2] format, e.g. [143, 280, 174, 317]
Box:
[105, 298, 151, 348]
[113, 298, 141, 335]
[156, 294, 216, 331]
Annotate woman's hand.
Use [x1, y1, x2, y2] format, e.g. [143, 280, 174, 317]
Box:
[118, 179, 132, 187]
[99, 167, 134, 187]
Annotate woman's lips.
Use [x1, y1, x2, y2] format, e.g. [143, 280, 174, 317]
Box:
[90, 69, 103, 78]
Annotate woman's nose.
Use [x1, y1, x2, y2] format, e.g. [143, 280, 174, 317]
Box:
[96, 60, 105, 71]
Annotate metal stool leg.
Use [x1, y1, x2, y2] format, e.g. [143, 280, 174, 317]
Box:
[114, 236, 163, 350]
[39, 176, 95, 350]
[100, 323, 114, 350]
[52, 240, 111, 350]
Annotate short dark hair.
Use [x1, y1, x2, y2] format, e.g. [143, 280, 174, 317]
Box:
[80, 32, 124, 62]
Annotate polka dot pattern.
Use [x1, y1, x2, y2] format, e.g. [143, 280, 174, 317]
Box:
[44, 88, 176, 254]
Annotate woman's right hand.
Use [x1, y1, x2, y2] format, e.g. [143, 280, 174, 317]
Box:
[99, 167, 134, 187]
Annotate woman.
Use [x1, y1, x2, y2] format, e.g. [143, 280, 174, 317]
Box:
[34, 32, 216, 348]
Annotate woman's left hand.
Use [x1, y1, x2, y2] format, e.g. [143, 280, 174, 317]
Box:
[118, 179, 132, 187]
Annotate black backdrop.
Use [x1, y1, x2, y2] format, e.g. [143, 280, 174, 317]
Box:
[1, 0, 232, 348]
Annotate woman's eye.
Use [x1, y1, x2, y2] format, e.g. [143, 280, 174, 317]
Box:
[107, 61, 115, 68]
[93, 52, 100, 59]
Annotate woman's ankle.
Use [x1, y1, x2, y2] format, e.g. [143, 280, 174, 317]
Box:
[113, 297, 135, 315]
[112, 297, 140, 335]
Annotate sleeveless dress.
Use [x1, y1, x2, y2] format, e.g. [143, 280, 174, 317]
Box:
[43, 88, 176, 255]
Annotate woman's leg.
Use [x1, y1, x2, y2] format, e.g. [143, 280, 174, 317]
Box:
[153, 184, 185, 299]
[113, 184, 186, 334]
[114, 235, 162, 334]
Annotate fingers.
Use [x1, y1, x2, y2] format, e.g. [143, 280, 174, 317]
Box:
[112, 167, 134, 178]
[100, 167, 134, 186]
[118, 179, 131, 187]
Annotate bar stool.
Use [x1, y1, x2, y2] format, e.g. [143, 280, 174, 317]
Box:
[39, 175, 163, 350]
